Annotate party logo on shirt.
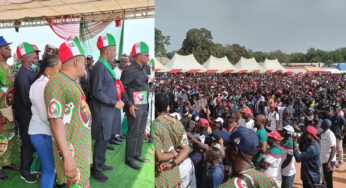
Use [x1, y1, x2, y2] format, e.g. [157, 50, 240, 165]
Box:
[48, 99, 62, 118]
[0, 135, 8, 156]
[133, 91, 147, 105]
[79, 94, 91, 129]
[62, 102, 74, 125]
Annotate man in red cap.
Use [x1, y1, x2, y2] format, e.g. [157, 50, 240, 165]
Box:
[239, 108, 255, 131]
[260, 130, 282, 185]
[45, 38, 92, 188]
[293, 126, 321, 187]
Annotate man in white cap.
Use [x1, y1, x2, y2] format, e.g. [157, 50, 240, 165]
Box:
[121, 41, 151, 169]
[280, 125, 296, 188]
[14, 42, 39, 183]
[45, 37, 92, 187]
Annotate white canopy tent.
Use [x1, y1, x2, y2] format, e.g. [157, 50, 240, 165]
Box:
[234, 57, 263, 73]
[153, 57, 169, 73]
[261, 58, 287, 73]
[165, 53, 206, 73]
[202, 56, 237, 73]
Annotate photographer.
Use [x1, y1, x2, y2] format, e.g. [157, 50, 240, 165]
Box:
[293, 126, 321, 188]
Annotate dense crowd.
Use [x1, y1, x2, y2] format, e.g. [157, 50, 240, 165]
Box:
[154, 72, 346, 188]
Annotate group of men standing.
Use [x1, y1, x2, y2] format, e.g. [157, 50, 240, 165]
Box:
[0, 33, 152, 187]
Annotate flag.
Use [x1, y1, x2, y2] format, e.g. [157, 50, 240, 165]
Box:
[118, 19, 124, 60]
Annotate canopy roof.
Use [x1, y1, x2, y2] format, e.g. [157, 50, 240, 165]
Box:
[153, 57, 168, 73]
[336, 63, 346, 70]
[285, 67, 306, 75]
[261, 58, 287, 73]
[165, 53, 206, 73]
[0, 0, 154, 28]
[202, 56, 236, 73]
[234, 57, 263, 73]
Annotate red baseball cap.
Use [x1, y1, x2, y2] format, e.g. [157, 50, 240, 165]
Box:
[240, 108, 252, 114]
[270, 103, 277, 108]
[306, 126, 319, 140]
[198, 118, 209, 128]
[266, 130, 281, 141]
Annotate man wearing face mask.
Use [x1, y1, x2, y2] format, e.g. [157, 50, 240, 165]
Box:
[14, 42, 39, 183]
[121, 42, 151, 170]
[219, 126, 278, 188]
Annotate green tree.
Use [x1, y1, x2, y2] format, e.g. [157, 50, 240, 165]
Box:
[248, 50, 267, 62]
[155, 28, 170, 57]
[180, 28, 214, 63]
[289, 52, 307, 62]
[268, 50, 289, 63]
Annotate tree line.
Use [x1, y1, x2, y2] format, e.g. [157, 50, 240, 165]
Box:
[155, 28, 346, 66]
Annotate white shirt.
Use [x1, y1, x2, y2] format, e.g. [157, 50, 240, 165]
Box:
[240, 119, 255, 131]
[320, 129, 336, 164]
[262, 151, 282, 181]
[113, 67, 123, 80]
[280, 140, 296, 176]
[266, 111, 279, 131]
[28, 75, 52, 136]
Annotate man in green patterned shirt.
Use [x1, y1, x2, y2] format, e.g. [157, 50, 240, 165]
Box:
[0, 36, 17, 180]
[154, 94, 190, 188]
[219, 126, 278, 188]
[45, 38, 92, 188]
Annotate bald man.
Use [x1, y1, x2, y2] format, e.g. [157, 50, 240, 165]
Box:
[45, 39, 92, 187]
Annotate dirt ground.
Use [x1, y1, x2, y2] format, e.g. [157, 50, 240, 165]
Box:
[293, 147, 346, 188]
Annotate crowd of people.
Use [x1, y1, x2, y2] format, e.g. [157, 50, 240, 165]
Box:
[154, 72, 346, 188]
[0, 35, 153, 188]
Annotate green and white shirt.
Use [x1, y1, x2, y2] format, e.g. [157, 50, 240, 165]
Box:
[262, 144, 282, 182]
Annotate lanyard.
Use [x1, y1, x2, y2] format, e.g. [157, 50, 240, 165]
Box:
[99, 57, 125, 101]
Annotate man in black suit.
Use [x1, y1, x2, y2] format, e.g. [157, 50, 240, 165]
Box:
[80, 55, 93, 104]
[253, 95, 265, 117]
[90, 33, 125, 182]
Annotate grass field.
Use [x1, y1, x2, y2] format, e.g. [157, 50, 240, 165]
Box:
[0, 138, 155, 188]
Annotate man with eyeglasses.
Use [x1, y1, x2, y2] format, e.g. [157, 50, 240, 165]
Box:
[121, 42, 151, 170]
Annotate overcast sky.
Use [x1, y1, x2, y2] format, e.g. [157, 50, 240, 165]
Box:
[156, 0, 346, 53]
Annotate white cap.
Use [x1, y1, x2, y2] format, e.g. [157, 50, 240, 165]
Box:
[283, 125, 294, 133]
[215, 117, 224, 124]
[169, 112, 181, 121]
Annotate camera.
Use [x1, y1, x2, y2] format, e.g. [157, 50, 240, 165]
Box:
[287, 132, 302, 138]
